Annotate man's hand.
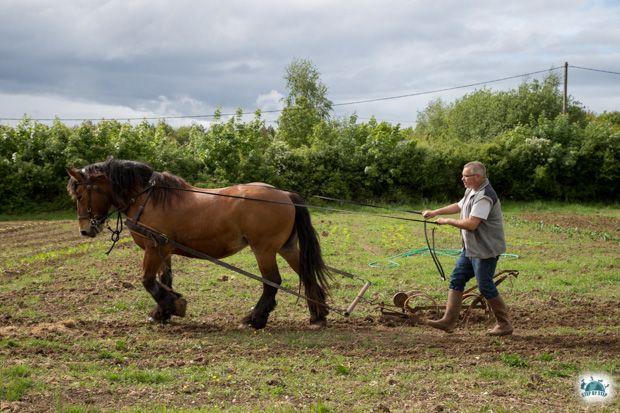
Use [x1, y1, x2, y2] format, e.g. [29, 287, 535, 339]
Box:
[422, 210, 436, 219]
[436, 218, 448, 225]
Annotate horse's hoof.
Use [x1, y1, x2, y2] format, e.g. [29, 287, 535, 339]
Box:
[173, 297, 187, 317]
[149, 305, 162, 320]
[149, 305, 171, 323]
[237, 322, 252, 330]
[309, 319, 327, 330]
[250, 314, 269, 330]
[148, 316, 169, 325]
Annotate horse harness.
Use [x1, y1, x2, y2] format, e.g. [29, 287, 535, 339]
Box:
[84, 180, 444, 317]
[78, 181, 366, 317]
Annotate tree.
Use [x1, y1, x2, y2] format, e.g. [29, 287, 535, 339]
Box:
[413, 74, 587, 143]
[278, 58, 332, 147]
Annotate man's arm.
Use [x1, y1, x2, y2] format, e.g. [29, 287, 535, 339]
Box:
[422, 203, 461, 219]
[436, 216, 482, 231]
[423, 202, 482, 230]
[437, 197, 491, 230]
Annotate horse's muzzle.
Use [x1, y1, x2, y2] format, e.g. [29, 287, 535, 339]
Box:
[80, 228, 97, 238]
[80, 227, 99, 237]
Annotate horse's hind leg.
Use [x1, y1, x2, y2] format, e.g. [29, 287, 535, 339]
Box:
[241, 252, 281, 330]
[279, 245, 328, 327]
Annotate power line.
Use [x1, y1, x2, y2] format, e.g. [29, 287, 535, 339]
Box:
[570, 65, 620, 76]
[2, 64, 614, 122]
[0, 66, 565, 121]
[331, 67, 563, 106]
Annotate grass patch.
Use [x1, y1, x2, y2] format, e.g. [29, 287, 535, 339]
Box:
[23, 338, 68, 351]
[0, 208, 75, 222]
[0, 338, 19, 348]
[477, 366, 513, 380]
[0, 364, 35, 401]
[115, 339, 128, 351]
[544, 362, 578, 378]
[499, 353, 528, 368]
[106, 369, 172, 385]
[537, 353, 554, 362]
[335, 364, 351, 376]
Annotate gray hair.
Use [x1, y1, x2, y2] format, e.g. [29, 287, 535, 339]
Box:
[464, 161, 487, 177]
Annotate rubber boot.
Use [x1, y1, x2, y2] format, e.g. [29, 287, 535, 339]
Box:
[426, 289, 463, 333]
[486, 295, 513, 336]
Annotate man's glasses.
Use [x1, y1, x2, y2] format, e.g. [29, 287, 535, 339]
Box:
[462, 173, 479, 178]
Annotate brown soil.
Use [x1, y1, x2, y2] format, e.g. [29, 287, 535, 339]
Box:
[519, 212, 620, 235]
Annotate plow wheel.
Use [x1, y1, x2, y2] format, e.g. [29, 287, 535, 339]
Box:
[460, 293, 490, 327]
[378, 290, 443, 324]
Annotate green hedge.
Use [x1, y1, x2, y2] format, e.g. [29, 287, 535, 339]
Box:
[1, 78, 618, 213]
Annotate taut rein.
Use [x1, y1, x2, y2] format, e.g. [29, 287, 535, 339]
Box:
[84, 179, 445, 278]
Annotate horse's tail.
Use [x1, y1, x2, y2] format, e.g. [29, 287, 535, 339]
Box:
[288, 193, 331, 316]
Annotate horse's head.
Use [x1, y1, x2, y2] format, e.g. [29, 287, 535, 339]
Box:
[66, 167, 113, 237]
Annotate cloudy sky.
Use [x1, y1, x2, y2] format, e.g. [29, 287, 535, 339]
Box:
[1, 0, 618, 127]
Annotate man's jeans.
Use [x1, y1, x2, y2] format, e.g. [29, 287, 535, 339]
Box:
[448, 250, 499, 299]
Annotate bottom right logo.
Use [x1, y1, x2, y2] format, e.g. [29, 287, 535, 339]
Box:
[577, 372, 615, 404]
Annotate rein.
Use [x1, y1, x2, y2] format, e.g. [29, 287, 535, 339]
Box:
[81, 179, 445, 280]
[153, 185, 440, 226]
[149, 185, 447, 281]
[313, 195, 424, 215]
[74, 175, 451, 317]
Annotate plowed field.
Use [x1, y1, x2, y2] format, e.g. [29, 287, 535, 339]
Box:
[1, 208, 618, 412]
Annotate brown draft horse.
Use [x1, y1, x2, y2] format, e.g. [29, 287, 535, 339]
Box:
[67, 158, 330, 329]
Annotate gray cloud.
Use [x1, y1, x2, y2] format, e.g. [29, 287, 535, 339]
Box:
[0, 0, 618, 124]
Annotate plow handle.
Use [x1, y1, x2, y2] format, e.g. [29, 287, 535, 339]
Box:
[344, 281, 372, 317]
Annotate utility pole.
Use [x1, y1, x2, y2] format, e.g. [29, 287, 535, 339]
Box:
[563, 62, 568, 114]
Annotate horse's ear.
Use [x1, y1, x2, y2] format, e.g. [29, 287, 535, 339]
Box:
[67, 167, 85, 181]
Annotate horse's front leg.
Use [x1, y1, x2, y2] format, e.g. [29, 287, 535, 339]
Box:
[142, 248, 187, 323]
[159, 255, 173, 288]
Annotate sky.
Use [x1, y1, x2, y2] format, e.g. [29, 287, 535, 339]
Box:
[0, 0, 618, 127]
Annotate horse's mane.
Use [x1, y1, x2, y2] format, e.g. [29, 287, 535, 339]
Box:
[68, 158, 190, 209]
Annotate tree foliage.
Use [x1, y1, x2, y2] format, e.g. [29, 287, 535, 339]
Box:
[278, 58, 333, 148]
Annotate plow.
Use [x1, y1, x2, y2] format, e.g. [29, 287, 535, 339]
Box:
[377, 269, 519, 325]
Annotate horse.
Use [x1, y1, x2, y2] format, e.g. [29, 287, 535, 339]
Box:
[66, 158, 330, 329]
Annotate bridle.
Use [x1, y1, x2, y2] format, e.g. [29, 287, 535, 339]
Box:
[74, 180, 112, 230]
[74, 175, 156, 254]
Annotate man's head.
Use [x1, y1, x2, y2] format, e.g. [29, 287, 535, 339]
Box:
[461, 161, 486, 190]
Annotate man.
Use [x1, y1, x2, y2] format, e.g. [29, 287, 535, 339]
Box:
[422, 161, 512, 336]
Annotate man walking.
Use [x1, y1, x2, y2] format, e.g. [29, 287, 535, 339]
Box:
[422, 161, 512, 336]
